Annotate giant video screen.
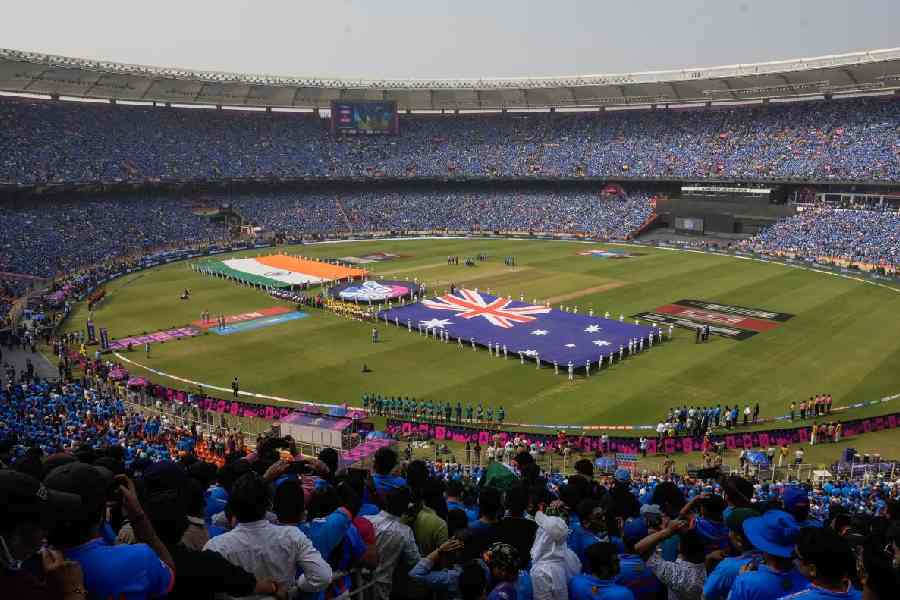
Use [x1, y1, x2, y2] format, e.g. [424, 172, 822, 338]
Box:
[331, 101, 399, 135]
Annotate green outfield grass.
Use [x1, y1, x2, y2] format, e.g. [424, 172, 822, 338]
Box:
[62, 239, 900, 430]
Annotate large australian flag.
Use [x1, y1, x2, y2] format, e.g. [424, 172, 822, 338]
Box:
[377, 288, 655, 367]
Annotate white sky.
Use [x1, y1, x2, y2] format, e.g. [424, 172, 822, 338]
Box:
[3, 1, 897, 79]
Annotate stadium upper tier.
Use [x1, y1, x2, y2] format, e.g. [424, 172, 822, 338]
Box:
[1, 47, 899, 109]
[1, 94, 899, 186]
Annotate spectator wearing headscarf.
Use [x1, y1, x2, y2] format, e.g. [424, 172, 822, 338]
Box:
[530, 510, 581, 600]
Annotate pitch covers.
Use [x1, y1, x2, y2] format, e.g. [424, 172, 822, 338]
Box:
[633, 299, 794, 341]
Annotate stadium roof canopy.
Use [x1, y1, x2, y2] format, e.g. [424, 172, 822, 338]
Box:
[2, 47, 899, 111]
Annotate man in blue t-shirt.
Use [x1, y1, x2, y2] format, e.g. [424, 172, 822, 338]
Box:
[45, 463, 175, 600]
[371, 446, 406, 498]
[570, 499, 624, 566]
[728, 510, 809, 600]
[702, 508, 760, 600]
[615, 518, 662, 600]
[787, 528, 862, 599]
[569, 542, 634, 600]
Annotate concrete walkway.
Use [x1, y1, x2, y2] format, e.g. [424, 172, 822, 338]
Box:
[1, 344, 58, 382]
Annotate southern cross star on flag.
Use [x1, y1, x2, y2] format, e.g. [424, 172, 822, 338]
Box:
[377, 289, 655, 367]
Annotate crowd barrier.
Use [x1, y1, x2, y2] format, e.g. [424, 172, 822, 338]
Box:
[386, 412, 900, 456]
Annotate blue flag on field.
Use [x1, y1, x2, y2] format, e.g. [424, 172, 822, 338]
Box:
[377, 289, 655, 367]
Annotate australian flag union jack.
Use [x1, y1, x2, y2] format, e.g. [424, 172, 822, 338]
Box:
[378, 289, 656, 368]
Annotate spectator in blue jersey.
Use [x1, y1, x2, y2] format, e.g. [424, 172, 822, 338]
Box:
[702, 508, 760, 600]
[44, 463, 176, 600]
[679, 492, 730, 554]
[569, 542, 635, 600]
[372, 446, 406, 496]
[447, 479, 479, 524]
[727, 510, 809, 600]
[409, 537, 468, 599]
[783, 485, 824, 528]
[614, 518, 662, 600]
[570, 498, 623, 564]
[790, 528, 861, 600]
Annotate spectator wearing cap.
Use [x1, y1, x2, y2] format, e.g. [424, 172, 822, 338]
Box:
[727, 510, 809, 600]
[615, 518, 662, 600]
[791, 528, 860, 600]
[365, 485, 421, 600]
[634, 518, 707, 600]
[44, 463, 176, 600]
[483, 542, 521, 600]
[569, 542, 635, 600]
[0, 470, 84, 600]
[530, 510, 581, 600]
[679, 492, 730, 554]
[203, 472, 332, 595]
[142, 488, 283, 599]
[783, 485, 823, 528]
[702, 508, 760, 600]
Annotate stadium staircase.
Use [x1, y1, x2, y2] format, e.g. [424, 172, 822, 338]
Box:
[340, 437, 394, 467]
[630, 197, 661, 239]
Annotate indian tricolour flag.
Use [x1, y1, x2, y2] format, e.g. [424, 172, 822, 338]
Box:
[222, 258, 326, 285]
[205, 254, 369, 288]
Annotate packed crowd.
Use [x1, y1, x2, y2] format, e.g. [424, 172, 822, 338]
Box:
[0, 195, 228, 278]
[1, 345, 900, 599]
[0, 188, 653, 281]
[234, 189, 655, 239]
[2, 96, 899, 184]
[745, 207, 900, 270]
[3, 395, 900, 600]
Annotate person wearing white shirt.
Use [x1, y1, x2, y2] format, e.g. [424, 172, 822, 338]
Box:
[203, 472, 332, 597]
[365, 486, 421, 600]
[530, 511, 581, 600]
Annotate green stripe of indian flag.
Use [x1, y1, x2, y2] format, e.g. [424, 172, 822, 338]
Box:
[222, 258, 324, 285]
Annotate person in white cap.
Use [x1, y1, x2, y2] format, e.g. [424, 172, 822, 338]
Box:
[530, 509, 581, 600]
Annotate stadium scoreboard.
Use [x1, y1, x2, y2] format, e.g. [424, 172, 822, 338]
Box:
[331, 101, 399, 135]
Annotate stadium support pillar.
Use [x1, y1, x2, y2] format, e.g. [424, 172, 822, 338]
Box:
[266, 106, 271, 113]
[216, 105, 222, 110]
